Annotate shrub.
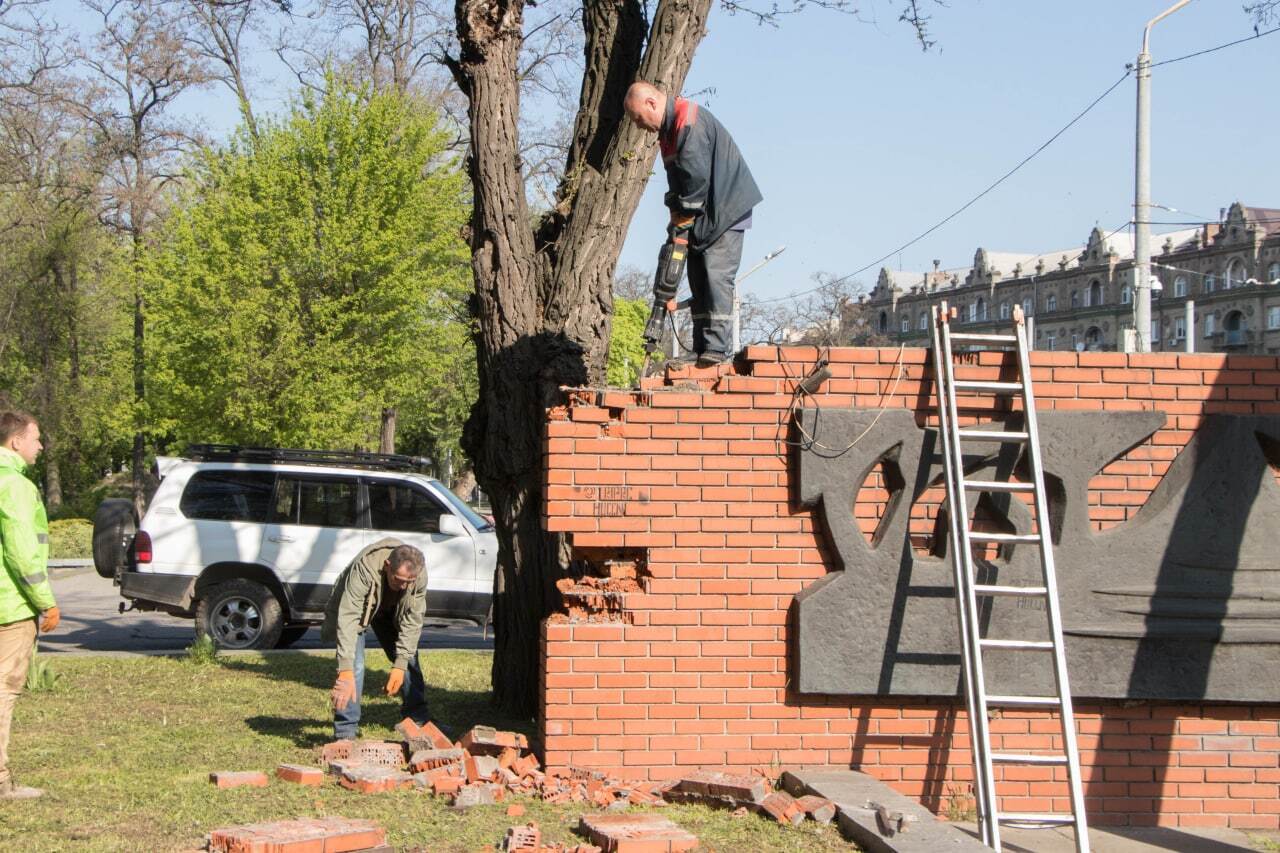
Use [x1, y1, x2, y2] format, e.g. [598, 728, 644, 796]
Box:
[48, 518, 93, 559]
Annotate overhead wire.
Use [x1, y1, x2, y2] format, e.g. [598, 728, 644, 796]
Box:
[750, 23, 1280, 310]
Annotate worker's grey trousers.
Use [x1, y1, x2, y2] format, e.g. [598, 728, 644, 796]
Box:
[686, 228, 744, 358]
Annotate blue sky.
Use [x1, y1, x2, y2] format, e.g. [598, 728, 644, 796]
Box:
[618, 0, 1280, 303]
[52, 0, 1280, 305]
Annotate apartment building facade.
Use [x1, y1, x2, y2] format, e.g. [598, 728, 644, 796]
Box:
[864, 202, 1280, 353]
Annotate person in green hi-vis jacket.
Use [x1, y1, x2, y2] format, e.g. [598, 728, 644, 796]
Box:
[0, 410, 60, 800]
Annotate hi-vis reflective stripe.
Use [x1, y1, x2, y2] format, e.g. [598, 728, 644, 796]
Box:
[37, 533, 48, 544]
[23, 572, 47, 586]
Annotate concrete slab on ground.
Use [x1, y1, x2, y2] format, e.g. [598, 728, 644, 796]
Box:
[782, 769, 988, 852]
[784, 768, 1272, 853]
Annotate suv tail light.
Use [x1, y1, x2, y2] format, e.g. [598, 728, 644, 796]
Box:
[133, 531, 153, 565]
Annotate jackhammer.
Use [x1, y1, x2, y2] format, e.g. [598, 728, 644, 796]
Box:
[638, 224, 691, 379]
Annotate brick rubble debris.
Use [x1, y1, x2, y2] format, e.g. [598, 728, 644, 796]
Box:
[208, 770, 269, 789]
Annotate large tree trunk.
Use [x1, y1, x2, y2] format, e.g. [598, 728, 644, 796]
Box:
[453, 0, 713, 715]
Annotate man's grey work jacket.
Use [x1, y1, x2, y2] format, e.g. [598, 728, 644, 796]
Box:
[659, 96, 763, 252]
[322, 537, 427, 673]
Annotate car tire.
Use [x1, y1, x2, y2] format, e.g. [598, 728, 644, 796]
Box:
[275, 625, 310, 649]
[195, 579, 284, 650]
[92, 499, 137, 579]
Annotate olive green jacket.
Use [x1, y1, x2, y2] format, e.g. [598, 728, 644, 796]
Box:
[321, 537, 427, 672]
[0, 447, 55, 625]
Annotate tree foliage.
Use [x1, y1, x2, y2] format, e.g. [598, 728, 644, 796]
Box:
[606, 297, 647, 387]
[146, 75, 472, 453]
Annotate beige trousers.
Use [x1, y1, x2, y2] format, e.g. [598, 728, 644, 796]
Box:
[0, 618, 37, 789]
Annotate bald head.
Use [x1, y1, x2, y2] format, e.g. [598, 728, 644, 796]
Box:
[624, 81, 666, 133]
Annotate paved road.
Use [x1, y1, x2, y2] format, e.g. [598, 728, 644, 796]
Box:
[40, 565, 493, 655]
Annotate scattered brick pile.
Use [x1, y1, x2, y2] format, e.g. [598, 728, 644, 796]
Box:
[207, 817, 385, 852]
[499, 821, 600, 852]
[663, 770, 835, 826]
[578, 813, 698, 852]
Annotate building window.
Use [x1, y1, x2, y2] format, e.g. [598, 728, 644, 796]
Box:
[1227, 259, 1247, 289]
[1000, 301, 1010, 320]
[1225, 310, 1245, 345]
[1151, 320, 1160, 346]
[1046, 333, 1055, 351]
[1085, 327, 1102, 350]
[1022, 297, 1033, 317]
[1173, 316, 1186, 340]
[1121, 286, 1132, 304]
[1045, 294, 1057, 312]
[976, 297, 987, 321]
[1205, 274, 1216, 293]
[967, 302, 977, 323]
[1089, 280, 1103, 307]
[918, 311, 928, 331]
[901, 315, 909, 333]
[1071, 333, 1079, 350]
[1269, 262, 1280, 284]
[1268, 306, 1280, 330]
[1174, 276, 1188, 297]
[1070, 290, 1081, 308]
[879, 311, 887, 333]
[1205, 314, 1216, 337]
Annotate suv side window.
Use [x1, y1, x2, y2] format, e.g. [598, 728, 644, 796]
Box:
[180, 470, 276, 522]
[270, 475, 360, 528]
[367, 480, 447, 534]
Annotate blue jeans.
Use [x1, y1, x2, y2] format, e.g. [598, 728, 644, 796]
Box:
[333, 617, 429, 739]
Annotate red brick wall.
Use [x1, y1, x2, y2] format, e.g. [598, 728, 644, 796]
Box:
[540, 345, 1280, 829]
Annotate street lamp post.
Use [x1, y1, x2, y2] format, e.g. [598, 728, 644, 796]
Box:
[1134, 0, 1193, 353]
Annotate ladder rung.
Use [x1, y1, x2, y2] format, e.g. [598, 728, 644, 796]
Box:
[949, 333, 1018, 343]
[991, 752, 1069, 765]
[953, 380, 1022, 393]
[997, 812, 1077, 825]
[958, 430, 1029, 442]
[962, 479, 1034, 492]
[980, 638, 1054, 650]
[973, 584, 1048, 597]
[987, 694, 1061, 707]
[968, 532, 1041, 544]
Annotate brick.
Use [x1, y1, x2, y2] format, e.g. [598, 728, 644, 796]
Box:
[578, 813, 699, 853]
[276, 764, 324, 787]
[348, 740, 408, 768]
[209, 771, 269, 789]
[338, 765, 413, 794]
[408, 747, 466, 772]
[396, 718, 455, 751]
[433, 775, 466, 796]
[207, 817, 386, 853]
[453, 782, 500, 808]
[759, 790, 806, 826]
[795, 794, 837, 824]
[503, 821, 540, 852]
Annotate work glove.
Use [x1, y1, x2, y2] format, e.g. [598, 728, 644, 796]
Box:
[384, 667, 405, 696]
[331, 670, 356, 711]
[668, 211, 695, 232]
[38, 606, 60, 633]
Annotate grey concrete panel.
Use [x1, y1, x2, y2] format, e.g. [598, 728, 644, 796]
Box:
[793, 409, 1280, 701]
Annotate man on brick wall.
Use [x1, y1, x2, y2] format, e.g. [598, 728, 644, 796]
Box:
[323, 538, 429, 738]
[624, 81, 763, 368]
[0, 410, 60, 800]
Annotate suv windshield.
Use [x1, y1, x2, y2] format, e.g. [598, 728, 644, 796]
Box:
[433, 480, 494, 530]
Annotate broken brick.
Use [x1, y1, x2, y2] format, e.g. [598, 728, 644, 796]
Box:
[208, 817, 385, 853]
[459, 725, 529, 756]
[338, 765, 413, 794]
[506, 803, 526, 818]
[209, 771, 269, 789]
[453, 782, 500, 809]
[795, 794, 837, 825]
[276, 764, 325, 787]
[503, 821, 541, 852]
[474, 755, 501, 780]
[434, 775, 466, 797]
[759, 791, 805, 827]
[321, 739, 355, 765]
[396, 718, 453, 751]
[349, 740, 408, 768]
[408, 747, 465, 773]
[510, 753, 540, 777]
[578, 813, 698, 853]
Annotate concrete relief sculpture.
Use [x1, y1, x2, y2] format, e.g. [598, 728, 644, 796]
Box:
[792, 408, 1280, 701]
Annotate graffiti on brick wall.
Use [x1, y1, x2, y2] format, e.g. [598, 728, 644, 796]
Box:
[792, 408, 1280, 701]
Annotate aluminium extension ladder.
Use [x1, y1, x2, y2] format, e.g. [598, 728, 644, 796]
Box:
[929, 302, 1089, 853]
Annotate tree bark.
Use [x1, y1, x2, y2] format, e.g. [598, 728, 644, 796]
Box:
[453, 0, 714, 715]
[379, 406, 397, 453]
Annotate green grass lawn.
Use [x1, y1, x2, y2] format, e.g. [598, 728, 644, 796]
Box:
[1, 649, 853, 852]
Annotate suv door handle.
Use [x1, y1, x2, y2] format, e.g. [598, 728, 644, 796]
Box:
[268, 535, 296, 543]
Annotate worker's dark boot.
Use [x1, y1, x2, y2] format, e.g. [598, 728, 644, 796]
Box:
[695, 351, 729, 368]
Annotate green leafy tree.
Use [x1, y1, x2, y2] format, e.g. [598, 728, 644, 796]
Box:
[606, 297, 646, 387]
[146, 74, 472, 452]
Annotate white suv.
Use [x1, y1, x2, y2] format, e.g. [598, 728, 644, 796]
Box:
[96, 445, 497, 650]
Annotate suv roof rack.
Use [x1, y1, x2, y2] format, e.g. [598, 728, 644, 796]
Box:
[182, 444, 432, 472]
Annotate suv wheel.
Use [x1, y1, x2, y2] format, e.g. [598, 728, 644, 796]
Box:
[92, 499, 137, 579]
[196, 579, 284, 650]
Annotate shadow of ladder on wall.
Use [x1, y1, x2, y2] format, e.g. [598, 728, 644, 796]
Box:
[930, 302, 1091, 853]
